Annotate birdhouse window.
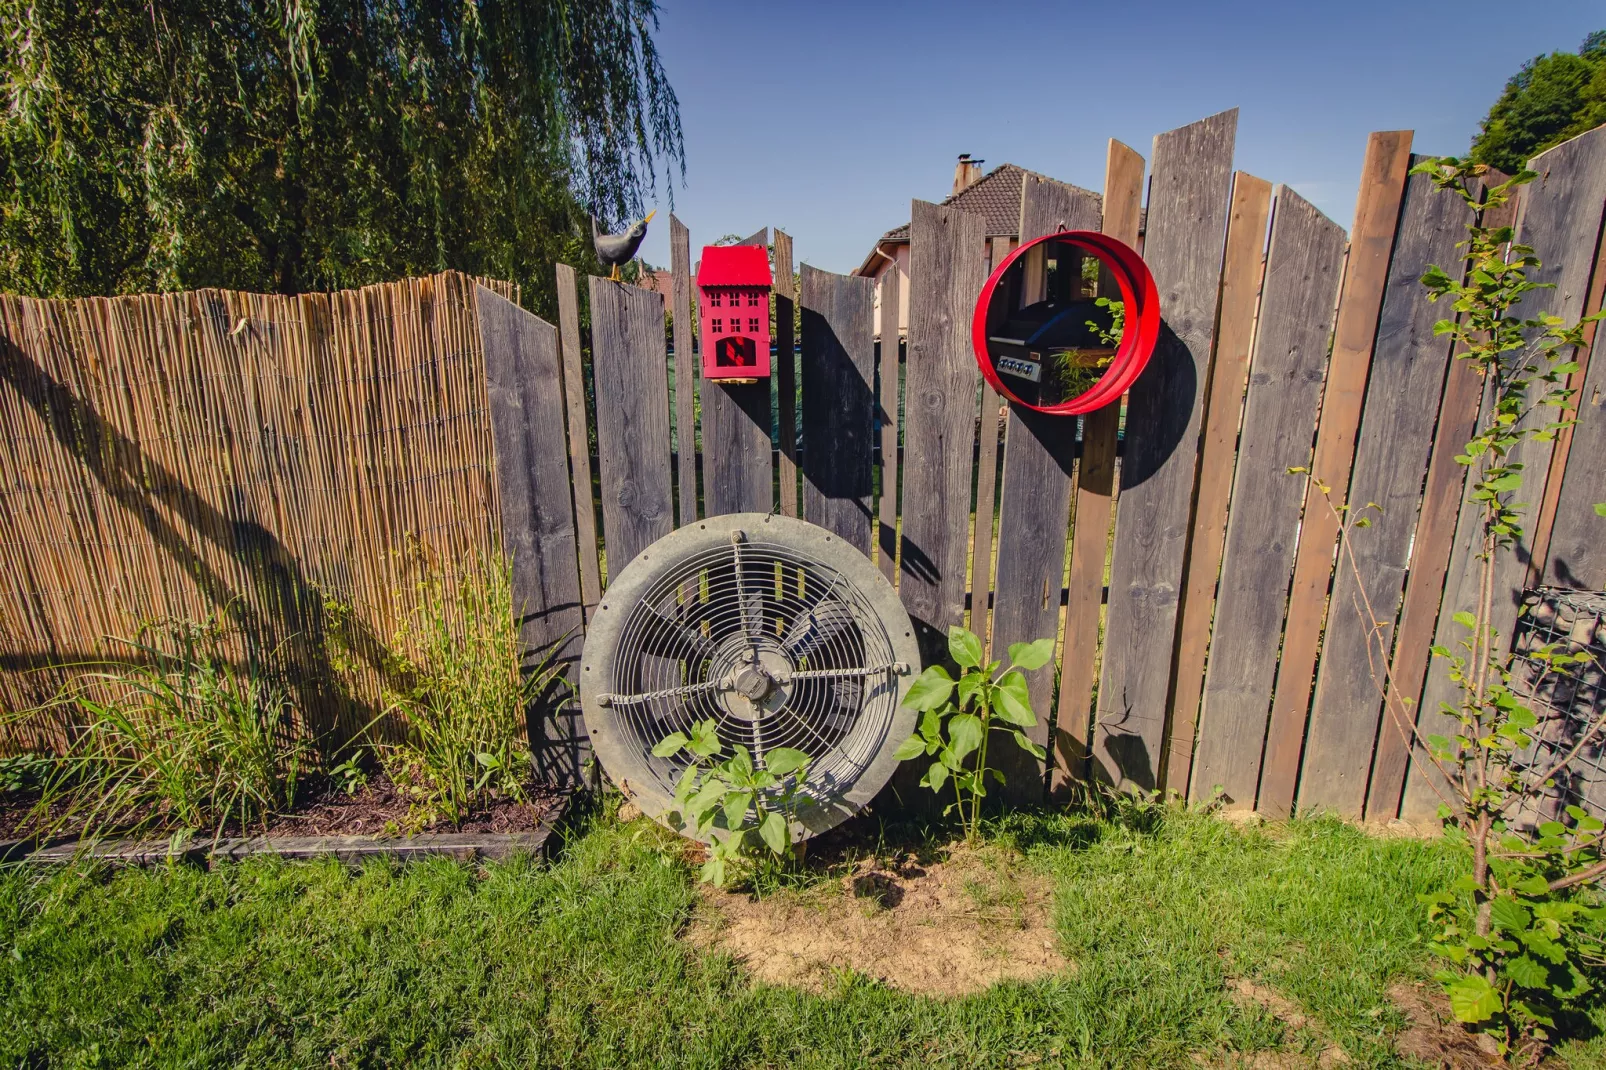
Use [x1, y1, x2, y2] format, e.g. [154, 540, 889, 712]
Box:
[712, 319, 722, 333]
[748, 318, 760, 332]
[747, 294, 760, 307]
[710, 293, 722, 307]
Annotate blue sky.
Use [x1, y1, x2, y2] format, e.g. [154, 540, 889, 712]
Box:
[629, 0, 1602, 275]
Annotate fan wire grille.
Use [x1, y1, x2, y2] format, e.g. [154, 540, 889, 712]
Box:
[603, 538, 901, 810]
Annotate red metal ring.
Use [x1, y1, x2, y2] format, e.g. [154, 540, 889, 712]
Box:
[970, 230, 1159, 415]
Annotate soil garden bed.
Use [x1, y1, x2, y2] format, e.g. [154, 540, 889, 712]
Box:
[0, 774, 569, 866]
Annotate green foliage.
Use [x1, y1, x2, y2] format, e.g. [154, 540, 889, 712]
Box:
[378, 558, 560, 829]
[655, 719, 811, 887]
[1470, 31, 1606, 173]
[0, 752, 52, 794]
[0, 1, 684, 319]
[896, 626, 1052, 842]
[32, 616, 309, 841]
[1398, 158, 1606, 1059]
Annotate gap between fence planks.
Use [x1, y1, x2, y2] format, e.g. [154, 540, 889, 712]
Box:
[1051, 138, 1144, 796]
[555, 265, 601, 618]
[1093, 109, 1237, 793]
[1367, 174, 1521, 821]
[1298, 163, 1472, 817]
[588, 277, 674, 575]
[1168, 171, 1272, 799]
[1189, 189, 1348, 810]
[1256, 130, 1413, 818]
[799, 264, 876, 553]
[477, 286, 588, 787]
[877, 267, 902, 582]
[775, 230, 800, 518]
[989, 173, 1102, 803]
[1405, 126, 1606, 822]
[670, 215, 699, 528]
[899, 199, 988, 664]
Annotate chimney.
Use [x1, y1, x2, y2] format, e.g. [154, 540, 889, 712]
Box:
[951, 153, 984, 196]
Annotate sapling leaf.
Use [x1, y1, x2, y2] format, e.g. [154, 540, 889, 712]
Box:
[758, 810, 788, 854]
[947, 713, 983, 760]
[1011, 730, 1047, 759]
[920, 708, 944, 744]
[904, 666, 955, 711]
[948, 627, 983, 669]
[727, 745, 753, 778]
[1505, 955, 1550, 989]
[994, 671, 1036, 726]
[723, 790, 753, 830]
[894, 735, 927, 761]
[924, 761, 949, 792]
[1008, 637, 1054, 671]
[688, 720, 723, 757]
[957, 672, 983, 710]
[764, 747, 809, 777]
[1447, 975, 1501, 1022]
[652, 732, 689, 758]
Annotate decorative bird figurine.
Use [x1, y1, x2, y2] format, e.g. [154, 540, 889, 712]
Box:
[592, 210, 656, 281]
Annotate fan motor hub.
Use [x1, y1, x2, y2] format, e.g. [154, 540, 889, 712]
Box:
[713, 642, 793, 721]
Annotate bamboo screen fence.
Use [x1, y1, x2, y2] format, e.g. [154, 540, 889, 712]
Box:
[0, 272, 513, 748]
[3, 112, 1606, 824]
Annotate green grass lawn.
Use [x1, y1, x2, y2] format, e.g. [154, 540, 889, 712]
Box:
[2, 805, 1603, 1068]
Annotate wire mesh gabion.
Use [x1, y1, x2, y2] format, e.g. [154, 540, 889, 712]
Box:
[1510, 587, 1606, 823]
[584, 520, 915, 837]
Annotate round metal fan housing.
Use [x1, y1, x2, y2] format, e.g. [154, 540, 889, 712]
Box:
[580, 513, 920, 841]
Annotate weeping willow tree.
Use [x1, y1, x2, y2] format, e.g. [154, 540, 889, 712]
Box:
[0, 0, 683, 316]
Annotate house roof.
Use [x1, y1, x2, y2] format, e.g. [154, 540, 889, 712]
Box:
[697, 245, 772, 288]
[854, 163, 1116, 277]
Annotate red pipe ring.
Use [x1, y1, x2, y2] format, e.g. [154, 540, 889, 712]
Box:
[970, 230, 1159, 415]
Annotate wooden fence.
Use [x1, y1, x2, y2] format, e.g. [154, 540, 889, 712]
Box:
[4, 111, 1605, 823]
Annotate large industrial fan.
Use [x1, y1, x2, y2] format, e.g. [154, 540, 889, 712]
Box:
[580, 513, 921, 842]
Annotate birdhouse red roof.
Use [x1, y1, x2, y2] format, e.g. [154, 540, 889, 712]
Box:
[696, 245, 772, 288]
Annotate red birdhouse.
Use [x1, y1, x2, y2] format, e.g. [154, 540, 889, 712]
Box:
[696, 245, 773, 381]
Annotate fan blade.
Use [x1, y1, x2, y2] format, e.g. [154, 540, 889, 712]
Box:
[782, 599, 856, 660]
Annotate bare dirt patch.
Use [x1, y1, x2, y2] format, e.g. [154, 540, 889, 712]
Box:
[686, 842, 1067, 997]
[1387, 981, 1504, 1069]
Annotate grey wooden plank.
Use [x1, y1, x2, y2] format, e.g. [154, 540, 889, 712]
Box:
[900, 199, 988, 662]
[1298, 165, 1471, 817]
[775, 230, 799, 518]
[990, 173, 1102, 802]
[1188, 189, 1345, 809]
[877, 267, 902, 582]
[1406, 126, 1606, 820]
[588, 277, 674, 575]
[1093, 109, 1237, 791]
[477, 285, 589, 788]
[555, 263, 602, 620]
[670, 215, 698, 527]
[799, 264, 876, 553]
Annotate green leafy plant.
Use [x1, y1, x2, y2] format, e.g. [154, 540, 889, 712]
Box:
[0, 752, 53, 794]
[379, 558, 562, 829]
[894, 626, 1052, 843]
[1086, 295, 1125, 347]
[330, 754, 369, 797]
[33, 615, 308, 842]
[654, 719, 811, 887]
[1298, 159, 1606, 1062]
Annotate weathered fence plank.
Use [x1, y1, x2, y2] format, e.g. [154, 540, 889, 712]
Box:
[877, 267, 902, 582]
[900, 199, 988, 661]
[1299, 164, 1471, 817]
[1258, 130, 1413, 817]
[1170, 171, 1273, 797]
[1406, 126, 1606, 821]
[990, 173, 1102, 801]
[588, 277, 674, 575]
[670, 214, 699, 527]
[1366, 177, 1521, 820]
[555, 264, 601, 620]
[476, 286, 587, 786]
[1052, 139, 1144, 795]
[775, 229, 799, 518]
[1093, 109, 1236, 791]
[800, 265, 876, 553]
[1190, 188, 1346, 809]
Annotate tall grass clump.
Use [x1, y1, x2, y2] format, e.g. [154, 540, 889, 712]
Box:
[378, 557, 559, 828]
[35, 616, 308, 841]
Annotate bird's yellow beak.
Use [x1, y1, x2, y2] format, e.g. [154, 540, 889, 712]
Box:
[643, 209, 657, 225]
